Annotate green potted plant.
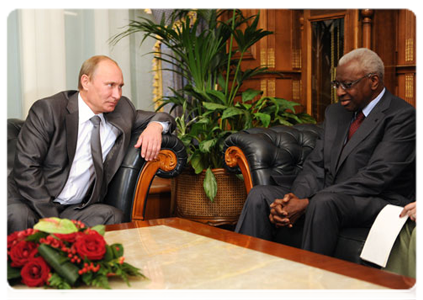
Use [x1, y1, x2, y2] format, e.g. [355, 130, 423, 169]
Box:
[112, 9, 314, 208]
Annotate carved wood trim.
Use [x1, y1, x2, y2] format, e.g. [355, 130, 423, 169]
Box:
[224, 146, 253, 193]
[131, 149, 177, 221]
[361, 9, 374, 48]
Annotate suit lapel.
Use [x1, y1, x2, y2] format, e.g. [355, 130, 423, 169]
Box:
[330, 109, 352, 174]
[335, 91, 391, 174]
[65, 93, 79, 165]
[103, 112, 126, 184]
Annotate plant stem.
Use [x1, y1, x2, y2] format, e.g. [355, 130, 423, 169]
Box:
[228, 50, 245, 105]
[225, 9, 236, 98]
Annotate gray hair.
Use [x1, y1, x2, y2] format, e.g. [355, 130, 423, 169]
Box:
[338, 48, 385, 80]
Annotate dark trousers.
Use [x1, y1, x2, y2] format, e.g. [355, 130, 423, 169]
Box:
[8, 199, 124, 234]
[235, 185, 388, 256]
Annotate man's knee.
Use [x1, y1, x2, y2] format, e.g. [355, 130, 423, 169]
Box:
[8, 203, 39, 234]
[245, 186, 268, 207]
[62, 204, 124, 226]
[308, 192, 344, 210]
[245, 185, 286, 209]
[107, 206, 124, 224]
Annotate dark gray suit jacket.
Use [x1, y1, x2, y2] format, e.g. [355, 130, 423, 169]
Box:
[291, 90, 415, 207]
[8, 90, 176, 218]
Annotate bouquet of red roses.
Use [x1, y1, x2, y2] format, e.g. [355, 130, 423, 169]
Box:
[7, 218, 145, 289]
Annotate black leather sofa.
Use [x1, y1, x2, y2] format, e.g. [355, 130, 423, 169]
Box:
[223, 124, 377, 266]
[7, 118, 187, 222]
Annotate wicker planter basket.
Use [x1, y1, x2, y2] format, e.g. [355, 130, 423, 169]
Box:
[171, 168, 247, 226]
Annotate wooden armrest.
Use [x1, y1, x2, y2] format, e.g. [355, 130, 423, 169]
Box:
[224, 146, 253, 194]
[131, 149, 177, 220]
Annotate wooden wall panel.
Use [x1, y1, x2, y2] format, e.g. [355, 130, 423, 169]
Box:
[372, 10, 398, 101]
[396, 10, 416, 107]
[274, 10, 294, 71]
[238, 8, 416, 120]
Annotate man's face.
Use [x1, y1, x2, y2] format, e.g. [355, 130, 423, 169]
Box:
[81, 60, 124, 114]
[335, 60, 374, 112]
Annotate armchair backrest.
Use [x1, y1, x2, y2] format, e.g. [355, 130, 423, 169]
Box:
[7, 119, 24, 176]
[224, 124, 323, 187]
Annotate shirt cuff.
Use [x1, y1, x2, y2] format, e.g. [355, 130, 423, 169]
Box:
[151, 121, 170, 134]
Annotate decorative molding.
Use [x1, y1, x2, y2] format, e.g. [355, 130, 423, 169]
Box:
[292, 49, 301, 69]
[292, 80, 301, 101]
[405, 8, 414, 62]
[268, 79, 276, 97]
[260, 48, 267, 67]
[152, 40, 163, 111]
[405, 74, 414, 101]
[261, 79, 267, 96]
[132, 149, 177, 220]
[406, 38, 414, 62]
[225, 146, 253, 193]
[360, 9, 374, 49]
[267, 48, 275, 68]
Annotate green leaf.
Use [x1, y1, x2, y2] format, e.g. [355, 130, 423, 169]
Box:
[203, 168, 218, 202]
[254, 112, 271, 128]
[91, 225, 106, 236]
[48, 272, 72, 289]
[38, 244, 80, 285]
[199, 139, 217, 153]
[25, 231, 48, 243]
[190, 151, 206, 174]
[121, 262, 145, 277]
[111, 244, 124, 258]
[89, 273, 110, 289]
[202, 102, 227, 111]
[205, 89, 227, 104]
[34, 218, 78, 234]
[242, 89, 262, 102]
[221, 107, 245, 120]
[104, 245, 114, 262]
[7, 263, 21, 281]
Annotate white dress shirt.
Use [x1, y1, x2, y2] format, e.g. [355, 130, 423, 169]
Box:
[55, 94, 169, 205]
[55, 94, 120, 205]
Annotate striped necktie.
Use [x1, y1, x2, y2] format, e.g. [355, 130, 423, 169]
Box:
[347, 110, 365, 141]
[88, 115, 104, 203]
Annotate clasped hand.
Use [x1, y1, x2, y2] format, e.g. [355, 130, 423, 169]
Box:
[134, 122, 163, 161]
[269, 193, 309, 228]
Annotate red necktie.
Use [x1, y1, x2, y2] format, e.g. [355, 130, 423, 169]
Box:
[347, 111, 365, 141]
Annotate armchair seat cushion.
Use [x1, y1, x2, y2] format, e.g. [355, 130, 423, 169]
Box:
[334, 227, 371, 265]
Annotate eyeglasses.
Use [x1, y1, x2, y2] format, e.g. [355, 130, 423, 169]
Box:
[331, 73, 374, 90]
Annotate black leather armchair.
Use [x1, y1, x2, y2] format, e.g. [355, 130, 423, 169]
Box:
[7, 118, 187, 222]
[223, 124, 374, 266]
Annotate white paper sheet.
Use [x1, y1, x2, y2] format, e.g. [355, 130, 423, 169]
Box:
[360, 204, 408, 267]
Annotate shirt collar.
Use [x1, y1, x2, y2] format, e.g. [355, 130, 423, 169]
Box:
[78, 93, 104, 124]
[362, 88, 385, 117]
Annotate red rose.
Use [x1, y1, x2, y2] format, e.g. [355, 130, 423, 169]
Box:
[20, 256, 50, 287]
[9, 241, 38, 267]
[73, 230, 106, 260]
[18, 228, 38, 239]
[7, 232, 20, 249]
[7, 229, 38, 249]
[54, 232, 79, 243]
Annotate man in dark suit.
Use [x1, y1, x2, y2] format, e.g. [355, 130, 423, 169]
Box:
[8, 55, 176, 234]
[235, 48, 415, 256]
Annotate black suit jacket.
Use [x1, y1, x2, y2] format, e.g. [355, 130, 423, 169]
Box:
[8, 90, 176, 218]
[291, 90, 415, 206]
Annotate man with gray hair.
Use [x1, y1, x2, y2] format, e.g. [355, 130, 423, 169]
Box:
[235, 48, 415, 257]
